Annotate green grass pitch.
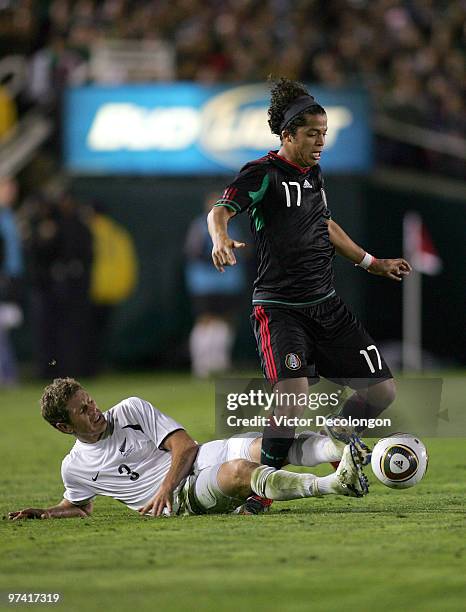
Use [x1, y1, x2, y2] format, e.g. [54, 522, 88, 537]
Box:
[1, 372, 465, 612]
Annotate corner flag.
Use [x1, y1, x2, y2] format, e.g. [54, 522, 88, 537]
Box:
[404, 212, 442, 275]
[402, 212, 442, 371]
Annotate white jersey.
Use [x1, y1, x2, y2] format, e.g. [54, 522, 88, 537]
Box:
[61, 397, 184, 511]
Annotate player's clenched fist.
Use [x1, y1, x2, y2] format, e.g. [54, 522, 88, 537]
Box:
[211, 238, 246, 273]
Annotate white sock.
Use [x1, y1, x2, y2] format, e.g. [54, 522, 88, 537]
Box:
[314, 473, 338, 495]
[250, 465, 337, 500]
[287, 431, 342, 466]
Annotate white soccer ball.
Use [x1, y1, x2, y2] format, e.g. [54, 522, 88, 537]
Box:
[370, 433, 428, 489]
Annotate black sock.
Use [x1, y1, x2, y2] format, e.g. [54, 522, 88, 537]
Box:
[340, 392, 386, 434]
[260, 418, 295, 468]
[340, 393, 367, 421]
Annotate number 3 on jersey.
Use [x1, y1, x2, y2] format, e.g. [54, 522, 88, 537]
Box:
[118, 464, 140, 481]
[359, 345, 382, 374]
[282, 181, 302, 207]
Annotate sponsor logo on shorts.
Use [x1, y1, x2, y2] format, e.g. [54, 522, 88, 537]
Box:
[285, 353, 301, 370]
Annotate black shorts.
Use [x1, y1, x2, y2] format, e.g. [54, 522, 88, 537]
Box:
[250, 296, 392, 389]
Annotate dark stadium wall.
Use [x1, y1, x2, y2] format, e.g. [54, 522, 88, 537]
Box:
[69, 176, 465, 369]
[363, 183, 465, 367]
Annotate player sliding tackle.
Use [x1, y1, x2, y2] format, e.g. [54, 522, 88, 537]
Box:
[9, 378, 370, 520]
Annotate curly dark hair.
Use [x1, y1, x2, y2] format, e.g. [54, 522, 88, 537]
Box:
[267, 77, 326, 139]
[40, 377, 82, 429]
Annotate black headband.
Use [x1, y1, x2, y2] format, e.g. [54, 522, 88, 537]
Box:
[279, 95, 322, 132]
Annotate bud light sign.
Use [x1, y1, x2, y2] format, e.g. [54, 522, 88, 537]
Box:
[64, 83, 372, 174]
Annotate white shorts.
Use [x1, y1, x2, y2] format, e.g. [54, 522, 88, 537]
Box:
[177, 433, 261, 515]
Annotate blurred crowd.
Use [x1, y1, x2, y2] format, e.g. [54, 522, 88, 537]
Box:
[21, 189, 94, 380]
[0, 0, 464, 382]
[0, 178, 23, 384]
[0, 179, 137, 385]
[1, 179, 244, 384]
[0, 0, 463, 175]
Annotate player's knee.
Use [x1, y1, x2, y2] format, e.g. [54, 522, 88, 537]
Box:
[229, 459, 257, 494]
[230, 459, 256, 482]
[370, 379, 396, 411]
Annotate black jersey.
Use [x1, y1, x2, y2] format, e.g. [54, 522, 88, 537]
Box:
[215, 150, 335, 306]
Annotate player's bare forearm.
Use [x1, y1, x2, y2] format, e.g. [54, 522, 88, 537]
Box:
[8, 499, 93, 520]
[207, 205, 233, 243]
[207, 206, 245, 272]
[326, 219, 365, 263]
[327, 220, 412, 281]
[159, 434, 199, 493]
[138, 430, 199, 516]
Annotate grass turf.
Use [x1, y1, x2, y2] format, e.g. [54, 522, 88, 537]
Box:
[1, 372, 465, 612]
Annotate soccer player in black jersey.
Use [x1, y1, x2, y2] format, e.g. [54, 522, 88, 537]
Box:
[208, 77, 411, 514]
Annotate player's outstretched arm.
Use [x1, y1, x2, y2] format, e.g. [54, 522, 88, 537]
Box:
[138, 430, 199, 517]
[207, 206, 245, 273]
[327, 219, 411, 281]
[8, 499, 93, 520]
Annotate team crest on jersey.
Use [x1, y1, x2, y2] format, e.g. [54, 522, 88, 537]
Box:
[285, 353, 302, 370]
[119, 437, 134, 457]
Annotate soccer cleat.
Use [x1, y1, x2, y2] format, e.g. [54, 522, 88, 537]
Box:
[324, 414, 372, 466]
[333, 444, 369, 498]
[233, 495, 273, 515]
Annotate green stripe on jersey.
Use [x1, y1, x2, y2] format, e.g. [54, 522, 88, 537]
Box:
[249, 174, 269, 231]
[214, 201, 241, 213]
[253, 290, 336, 308]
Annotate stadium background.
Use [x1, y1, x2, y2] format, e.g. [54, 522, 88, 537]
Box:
[0, 2, 465, 611]
[0, 0, 464, 376]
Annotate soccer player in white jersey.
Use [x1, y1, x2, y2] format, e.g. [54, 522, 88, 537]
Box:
[9, 378, 370, 520]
